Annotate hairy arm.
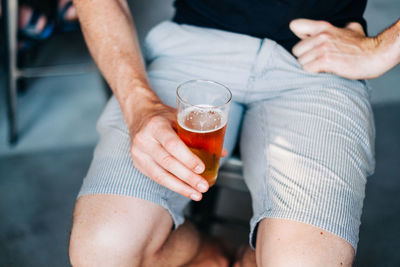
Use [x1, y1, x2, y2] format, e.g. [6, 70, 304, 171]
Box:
[290, 18, 400, 79]
[73, 0, 155, 129]
[73, 0, 209, 200]
[375, 19, 400, 76]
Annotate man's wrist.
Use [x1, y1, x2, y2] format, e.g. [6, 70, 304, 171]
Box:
[121, 84, 163, 130]
[393, 19, 400, 64]
[376, 19, 400, 73]
[396, 19, 400, 29]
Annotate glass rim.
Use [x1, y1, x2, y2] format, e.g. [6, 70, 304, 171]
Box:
[176, 79, 232, 109]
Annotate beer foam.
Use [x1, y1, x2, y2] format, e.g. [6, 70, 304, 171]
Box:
[178, 105, 227, 133]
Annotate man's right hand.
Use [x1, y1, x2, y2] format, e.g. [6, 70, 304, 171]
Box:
[73, 0, 209, 201]
[128, 100, 209, 201]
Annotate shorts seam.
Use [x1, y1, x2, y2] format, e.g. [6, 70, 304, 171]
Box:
[261, 104, 271, 213]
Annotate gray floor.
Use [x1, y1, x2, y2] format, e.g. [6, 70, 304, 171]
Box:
[1, 0, 400, 266]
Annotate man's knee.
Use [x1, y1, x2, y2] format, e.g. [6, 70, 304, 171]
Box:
[256, 218, 354, 267]
[69, 195, 173, 267]
[69, 219, 140, 267]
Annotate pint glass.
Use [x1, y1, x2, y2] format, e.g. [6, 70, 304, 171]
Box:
[176, 80, 232, 186]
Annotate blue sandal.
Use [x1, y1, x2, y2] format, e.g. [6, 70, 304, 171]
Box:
[18, 9, 55, 52]
[57, 1, 80, 33]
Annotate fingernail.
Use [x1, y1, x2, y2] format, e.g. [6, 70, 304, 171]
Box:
[190, 193, 201, 201]
[194, 165, 204, 174]
[197, 182, 208, 193]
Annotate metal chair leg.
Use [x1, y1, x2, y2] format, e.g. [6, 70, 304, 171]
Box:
[2, 0, 19, 144]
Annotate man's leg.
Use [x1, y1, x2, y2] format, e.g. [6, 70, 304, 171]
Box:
[68, 96, 234, 267]
[256, 218, 354, 266]
[239, 63, 375, 266]
[234, 219, 353, 267]
[69, 195, 198, 267]
[70, 195, 230, 267]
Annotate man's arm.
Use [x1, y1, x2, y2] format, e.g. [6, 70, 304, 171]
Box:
[73, 0, 209, 200]
[289, 18, 400, 79]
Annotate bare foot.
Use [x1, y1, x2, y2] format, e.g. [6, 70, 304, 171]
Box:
[18, 5, 47, 32]
[185, 236, 230, 267]
[58, 0, 78, 21]
[233, 245, 256, 267]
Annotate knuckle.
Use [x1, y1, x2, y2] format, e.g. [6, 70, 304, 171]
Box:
[183, 172, 198, 185]
[184, 190, 195, 199]
[164, 138, 179, 151]
[130, 147, 138, 159]
[130, 152, 144, 172]
[147, 116, 162, 130]
[318, 32, 331, 41]
[147, 116, 158, 125]
[180, 186, 196, 199]
[319, 43, 330, 52]
[186, 158, 198, 169]
[153, 173, 166, 184]
[321, 53, 333, 63]
[321, 21, 332, 29]
[132, 132, 146, 147]
[292, 46, 300, 56]
[160, 154, 175, 168]
[132, 161, 143, 173]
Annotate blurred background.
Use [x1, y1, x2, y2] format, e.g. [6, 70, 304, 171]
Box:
[0, 0, 399, 266]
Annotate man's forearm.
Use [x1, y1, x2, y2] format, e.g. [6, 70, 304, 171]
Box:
[73, 0, 160, 125]
[376, 19, 400, 74]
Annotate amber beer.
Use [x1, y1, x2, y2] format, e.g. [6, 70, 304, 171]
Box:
[176, 80, 231, 187]
[177, 107, 227, 186]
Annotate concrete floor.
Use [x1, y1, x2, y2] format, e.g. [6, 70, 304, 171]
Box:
[1, 0, 400, 266]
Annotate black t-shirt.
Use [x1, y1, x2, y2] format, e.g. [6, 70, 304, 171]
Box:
[173, 0, 367, 51]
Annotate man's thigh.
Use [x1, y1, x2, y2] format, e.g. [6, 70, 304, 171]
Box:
[73, 20, 249, 244]
[241, 72, 375, 252]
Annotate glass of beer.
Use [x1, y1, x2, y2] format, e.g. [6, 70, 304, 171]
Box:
[176, 80, 232, 187]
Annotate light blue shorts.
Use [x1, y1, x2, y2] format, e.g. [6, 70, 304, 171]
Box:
[78, 21, 375, 251]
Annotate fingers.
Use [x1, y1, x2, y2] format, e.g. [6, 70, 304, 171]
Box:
[291, 19, 373, 79]
[292, 33, 328, 57]
[296, 42, 330, 66]
[302, 52, 341, 76]
[150, 143, 209, 193]
[156, 125, 205, 174]
[131, 115, 210, 199]
[290, 19, 332, 39]
[132, 147, 203, 201]
[295, 37, 364, 79]
[292, 31, 338, 75]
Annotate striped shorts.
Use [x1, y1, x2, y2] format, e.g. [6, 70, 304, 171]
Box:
[78, 21, 375, 251]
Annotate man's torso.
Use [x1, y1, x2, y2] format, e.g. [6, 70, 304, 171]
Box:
[173, 0, 367, 51]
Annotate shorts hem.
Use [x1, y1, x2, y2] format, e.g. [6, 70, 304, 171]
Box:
[249, 210, 358, 252]
[77, 186, 186, 229]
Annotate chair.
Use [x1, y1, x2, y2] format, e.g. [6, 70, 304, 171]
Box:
[1, 0, 99, 144]
[190, 153, 250, 233]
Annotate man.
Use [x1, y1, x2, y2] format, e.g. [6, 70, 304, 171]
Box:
[69, 0, 377, 266]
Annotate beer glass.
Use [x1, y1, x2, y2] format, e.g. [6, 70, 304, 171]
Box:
[176, 80, 232, 186]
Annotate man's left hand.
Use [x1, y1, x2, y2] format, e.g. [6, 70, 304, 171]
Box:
[290, 19, 386, 80]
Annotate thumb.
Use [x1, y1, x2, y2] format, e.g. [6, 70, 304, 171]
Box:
[290, 19, 332, 39]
